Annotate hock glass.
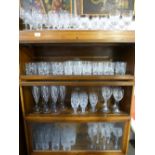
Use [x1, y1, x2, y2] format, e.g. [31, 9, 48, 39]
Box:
[59, 86, 66, 111]
[113, 127, 123, 149]
[32, 86, 40, 113]
[101, 87, 112, 113]
[50, 86, 59, 113]
[115, 62, 127, 75]
[89, 91, 98, 112]
[112, 87, 124, 113]
[71, 91, 80, 114]
[79, 92, 88, 114]
[41, 86, 50, 113]
[25, 62, 37, 75]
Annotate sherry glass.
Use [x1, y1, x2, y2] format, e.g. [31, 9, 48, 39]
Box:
[113, 127, 123, 149]
[71, 91, 80, 114]
[112, 87, 124, 113]
[79, 92, 88, 114]
[115, 62, 127, 75]
[32, 86, 40, 113]
[50, 86, 59, 113]
[89, 91, 98, 112]
[41, 86, 50, 113]
[101, 87, 112, 113]
[25, 62, 37, 75]
[59, 86, 66, 111]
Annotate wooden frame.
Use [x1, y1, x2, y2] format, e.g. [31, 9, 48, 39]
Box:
[80, 0, 135, 16]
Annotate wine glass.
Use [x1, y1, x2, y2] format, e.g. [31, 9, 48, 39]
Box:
[89, 91, 98, 112]
[32, 86, 40, 113]
[114, 62, 127, 75]
[41, 86, 50, 113]
[59, 86, 66, 111]
[113, 127, 123, 149]
[50, 86, 59, 113]
[79, 92, 88, 114]
[101, 87, 112, 113]
[25, 62, 37, 75]
[71, 91, 80, 114]
[112, 87, 124, 113]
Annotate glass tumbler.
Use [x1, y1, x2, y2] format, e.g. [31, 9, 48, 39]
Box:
[82, 61, 92, 75]
[64, 61, 73, 75]
[25, 62, 37, 75]
[103, 62, 114, 75]
[115, 62, 127, 75]
[72, 61, 82, 75]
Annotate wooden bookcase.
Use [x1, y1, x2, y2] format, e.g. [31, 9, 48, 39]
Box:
[19, 30, 135, 155]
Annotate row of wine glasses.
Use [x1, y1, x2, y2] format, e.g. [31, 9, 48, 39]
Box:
[25, 61, 127, 76]
[20, 8, 134, 31]
[71, 87, 124, 114]
[87, 123, 123, 150]
[32, 86, 66, 113]
[32, 123, 76, 151]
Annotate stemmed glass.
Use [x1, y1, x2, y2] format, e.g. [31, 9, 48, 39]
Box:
[101, 87, 112, 113]
[41, 86, 50, 113]
[89, 91, 98, 112]
[113, 127, 123, 149]
[32, 86, 40, 113]
[50, 86, 59, 113]
[59, 86, 66, 111]
[112, 87, 124, 113]
[79, 92, 88, 114]
[71, 91, 80, 114]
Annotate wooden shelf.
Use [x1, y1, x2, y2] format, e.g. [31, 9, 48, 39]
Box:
[19, 30, 135, 44]
[20, 75, 134, 81]
[25, 113, 130, 123]
[31, 151, 124, 155]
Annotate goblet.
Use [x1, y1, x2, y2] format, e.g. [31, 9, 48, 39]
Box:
[71, 91, 80, 114]
[32, 86, 40, 113]
[101, 87, 112, 113]
[41, 86, 50, 113]
[113, 127, 123, 149]
[114, 62, 127, 75]
[89, 91, 98, 112]
[112, 87, 124, 113]
[50, 86, 59, 113]
[79, 92, 88, 114]
[25, 62, 37, 75]
[59, 86, 66, 111]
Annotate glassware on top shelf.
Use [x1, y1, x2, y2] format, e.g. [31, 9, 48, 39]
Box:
[38, 62, 50, 75]
[112, 87, 124, 113]
[64, 61, 73, 75]
[32, 86, 40, 113]
[82, 61, 92, 75]
[51, 62, 64, 75]
[103, 62, 115, 75]
[50, 86, 59, 113]
[59, 86, 66, 111]
[71, 91, 80, 114]
[79, 92, 88, 114]
[41, 86, 50, 113]
[89, 91, 98, 112]
[115, 62, 127, 75]
[72, 61, 82, 75]
[25, 62, 37, 75]
[101, 87, 112, 113]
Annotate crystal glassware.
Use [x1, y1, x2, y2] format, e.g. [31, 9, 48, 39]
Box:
[52, 62, 64, 75]
[113, 127, 123, 149]
[71, 91, 80, 114]
[82, 61, 92, 75]
[41, 86, 50, 113]
[114, 62, 127, 75]
[59, 86, 66, 111]
[64, 61, 73, 75]
[79, 92, 88, 113]
[103, 61, 114, 75]
[50, 86, 59, 113]
[72, 61, 82, 75]
[92, 62, 99, 75]
[25, 62, 37, 75]
[89, 91, 98, 112]
[38, 62, 50, 75]
[122, 10, 133, 30]
[112, 87, 124, 113]
[32, 86, 40, 113]
[101, 87, 112, 113]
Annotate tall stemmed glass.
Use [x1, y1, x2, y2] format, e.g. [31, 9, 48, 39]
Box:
[112, 87, 124, 113]
[32, 86, 40, 113]
[101, 87, 112, 113]
[59, 86, 66, 111]
[41, 86, 50, 113]
[50, 86, 59, 113]
[89, 91, 98, 112]
[79, 92, 88, 114]
[71, 91, 79, 114]
[113, 127, 123, 149]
